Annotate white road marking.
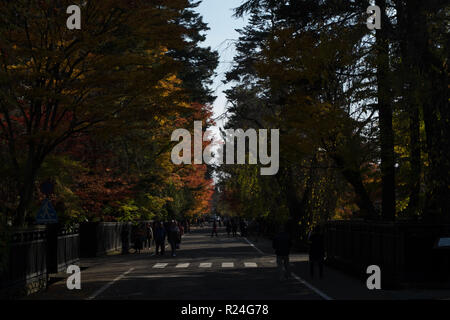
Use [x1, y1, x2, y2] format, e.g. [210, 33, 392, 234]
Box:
[244, 237, 334, 300]
[86, 267, 135, 300]
[243, 237, 264, 254]
[153, 263, 168, 269]
[176, 263, 190, 268]
[222, 262, 234, 268]
[291, 273, 333, 300]
[199, 263, 212, 268]
[244, 262, 257, 268]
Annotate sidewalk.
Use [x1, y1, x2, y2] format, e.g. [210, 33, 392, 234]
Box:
[243, 233, 450, 300]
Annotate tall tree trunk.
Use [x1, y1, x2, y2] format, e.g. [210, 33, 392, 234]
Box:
[407, 105, 421, 214]
[330, 154, 377, 219]
[405, 0, 449, 219]
[15, 148, 42, 226]
[276, 165, 305, 222]
[16, 178, 36, 227]
[395, 0, 421, 215]
[376, 0, 396, 221]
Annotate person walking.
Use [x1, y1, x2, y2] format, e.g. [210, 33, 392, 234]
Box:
[177, 221, 184, 249]
[252, 219, 261, 242]
[154, 222, 166, 256]
[226, 220, 231, 237]
[231, 219, 238, 237]
[272, 224, 292, 281]
[132, 223, 144, 254]
[186, 220, 191, 233]
[309, 226, 325, 279]
[211, 220, 218, 237]
[146, 222, 153, 252]
[240, 219, 248, 237]
[121, 225, 130, 254]
[168, 220, 180, 257]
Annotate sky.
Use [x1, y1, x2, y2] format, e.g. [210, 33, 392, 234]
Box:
[195, 0, 248, 142]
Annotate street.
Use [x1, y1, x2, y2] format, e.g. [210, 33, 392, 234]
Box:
[26, 226, 324, 300]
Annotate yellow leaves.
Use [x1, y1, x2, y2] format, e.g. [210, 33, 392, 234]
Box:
[394, 144, 409, 159]
[157, 73, 182, 97]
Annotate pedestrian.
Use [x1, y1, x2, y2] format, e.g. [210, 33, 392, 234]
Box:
[168, 220, 180, 257]
[121, 225, 130, 254]
[132, 223, 144, 254]
[154, 222, 166, 256]
[186, 220, 191, 233]
[231, 219, 238, 237]
[252, 219, 261, 242]
[211, 220, 218, 237]
[177, 221, 184, 249]
[226, 220, 231, 237]
[272, 224, 292, 281]
[146, 223, 153, 252]
[240, 219, 248, 237]
[309, 226, 325, 279]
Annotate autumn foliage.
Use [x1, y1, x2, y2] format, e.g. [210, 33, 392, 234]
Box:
[0, 0, 218, 226]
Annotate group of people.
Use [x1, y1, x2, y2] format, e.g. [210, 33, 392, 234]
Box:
[128, 216, 326, 282]
[210, 217, 325, 281]
[129, 220, 190, 257]
[224, 218, 248, 237]
[272, 225, 325, 281]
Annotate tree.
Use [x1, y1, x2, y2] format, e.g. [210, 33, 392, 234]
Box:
[0, 0, 208, 225]
[217, 0, 449, 232]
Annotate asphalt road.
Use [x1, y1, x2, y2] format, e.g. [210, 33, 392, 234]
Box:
[26, 226, 324, 300]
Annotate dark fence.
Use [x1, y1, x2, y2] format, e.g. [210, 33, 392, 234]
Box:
[1, 220, 151, 298]
[325, 220, 450, 288]
[0, 227, 47, 298]
[47, 225, 80, 273]
[80, 222, 131, 257]
[0, 225, 82, 299]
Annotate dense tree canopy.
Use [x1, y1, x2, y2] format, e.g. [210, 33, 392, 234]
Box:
[0, 0, 217, 226]
[215, 0, 449, 240]
[0, 0, 448, 243]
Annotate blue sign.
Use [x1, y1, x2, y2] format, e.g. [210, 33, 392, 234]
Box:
[36, 198, 58, 224]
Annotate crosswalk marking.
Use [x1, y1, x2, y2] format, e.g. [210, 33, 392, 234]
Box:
[176, 263, 190, 268]
[222, 262, 234, 268]
[199, 263, 212, 268]
[150, 262, 260, 269]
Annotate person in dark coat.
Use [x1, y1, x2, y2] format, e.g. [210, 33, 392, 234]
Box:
[211, 220, 218, 237]
[240, 219, 248, 237]
[225, 220, 232, 237]
[132, 223, 144, 254]
[146, 223, 153, 251]
[231, 219, 238, 237]
[139, 223, 146, 253]
[272, 224, 292, 281]
[154, 222, 166, 255]
[121, 226, 130, 254]
[168, 220, 180, 257]
[308, 226, 325, 278]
